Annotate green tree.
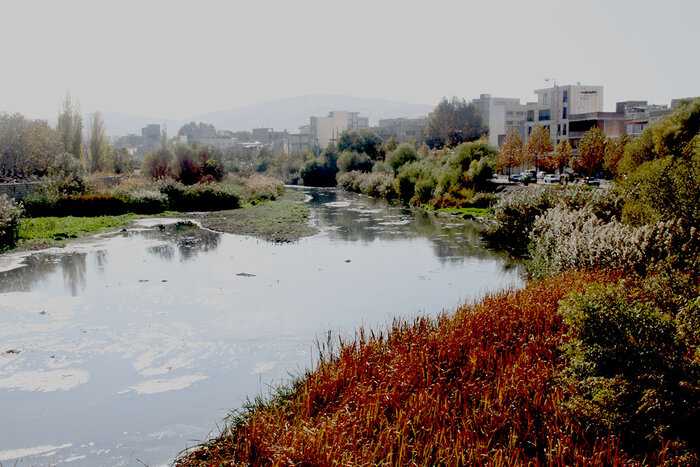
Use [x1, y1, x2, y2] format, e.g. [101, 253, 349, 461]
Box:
[337, 150, 373, 174]
[336, 128, 382, 160]
[497, 127, 523, 174]
[379, 135, 399, 160]
[56, 92, 83, 158]
[575, 127, 606, 176]
[87, 112, 108, 173]
[425, 97, 488, 149]
[108, 147, 132, 174]
[618, 97, 700, 176]
[524, 126, 553, 172]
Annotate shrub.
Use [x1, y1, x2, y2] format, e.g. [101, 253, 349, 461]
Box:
[387, 143, 418, 174]
[0, 194, 23, 250]
[166, 183, 241, 212]
[47, 152, 88, 195]
[560, 279, 700, 460]
[142, 149, 173, 179]
[242, 174, 284, 201]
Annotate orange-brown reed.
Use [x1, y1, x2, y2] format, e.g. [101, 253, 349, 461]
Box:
[177, 271, 638, 466]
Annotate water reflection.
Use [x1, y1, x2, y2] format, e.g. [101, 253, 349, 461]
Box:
[304, 188, 518, 268]
[0, 222, 221, 295]
[138, 221, 220, 261]
[60, 253, 87, 296]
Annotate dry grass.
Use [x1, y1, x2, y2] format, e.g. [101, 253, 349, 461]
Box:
[176, 271, 648, 466]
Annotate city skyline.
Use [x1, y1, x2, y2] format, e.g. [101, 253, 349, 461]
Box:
[2, 0, 698, 120]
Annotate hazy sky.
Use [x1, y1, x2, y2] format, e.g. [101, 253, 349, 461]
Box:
[2, 0, 698, 120]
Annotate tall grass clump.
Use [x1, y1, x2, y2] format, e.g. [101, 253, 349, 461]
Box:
[240, 174, 284, 202]
[337, 171, 397, 200]
[528, 205, 699, 279]
[177, 271, 640, 466]
[484, 186, 621, 255]
[0, 194, 23, 250]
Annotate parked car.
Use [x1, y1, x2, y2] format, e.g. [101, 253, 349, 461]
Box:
[544, 174, 561, 184]
[520, 171, 537, 184]
[584, 176, 600, 187]
[537, 171, 546, 179]
[508, 173, 521, 182]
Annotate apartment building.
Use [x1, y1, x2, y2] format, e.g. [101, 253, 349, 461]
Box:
[472, 94, 529, 146]
[374, 117, 428, 144]
[310, 111, 369, 148]
[523, 84, 604, 146]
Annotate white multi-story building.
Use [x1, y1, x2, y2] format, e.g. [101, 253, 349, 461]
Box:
[524, 84, 604, 146]
[472, 94, 529, 146]
[310, 111, 369, 148]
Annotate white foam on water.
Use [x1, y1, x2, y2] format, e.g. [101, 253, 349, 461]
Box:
[0, 443, 72, 461]
[119, 373, 208, 395]
[0, 369, 89, 392]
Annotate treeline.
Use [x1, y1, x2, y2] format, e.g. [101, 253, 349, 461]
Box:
[0, 95, 132, 179]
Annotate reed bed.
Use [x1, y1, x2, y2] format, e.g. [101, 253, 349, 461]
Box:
[177, 271, 643, 466]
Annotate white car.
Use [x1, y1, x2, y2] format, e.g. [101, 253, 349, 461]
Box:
[543, 174, 561, 184]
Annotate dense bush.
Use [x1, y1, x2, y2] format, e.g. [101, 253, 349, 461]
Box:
[560, 278, 700, 461]
[159, 181, 240, 212]
[142, 149, 172, 179]
[0, 194, 23, 250]
[386, 143, 418, 174]
[484, 186, 621, 255]
[241, 174, 284, 201]
[337, 171, 397, 200]
[47, 152, 89, 195]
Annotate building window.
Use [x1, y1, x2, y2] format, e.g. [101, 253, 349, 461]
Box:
[563, 124, 567, 135]
[543, 93, 550, 105]
[563, 90, 568, 103]
[527, 110, 534, 122]
[557, 124, 561, 136]
[562, 107, 567, 119]
[538, 109, 551, 121]
[528, 126, 532, 135]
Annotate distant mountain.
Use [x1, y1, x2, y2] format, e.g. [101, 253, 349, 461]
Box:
[46, 95, 434, 138]
[193, 95, 434, 133]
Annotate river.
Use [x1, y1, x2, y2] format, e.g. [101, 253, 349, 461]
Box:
[0, 188, 522, 466]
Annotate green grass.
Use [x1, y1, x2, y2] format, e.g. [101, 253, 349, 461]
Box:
[198, 199, 317, 242]
[433, 206, 493, 219]
[16, 215, 138, 249]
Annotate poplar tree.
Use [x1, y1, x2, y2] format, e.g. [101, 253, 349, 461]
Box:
[56, 93, 83, 158]
[87, 112, 108, 173]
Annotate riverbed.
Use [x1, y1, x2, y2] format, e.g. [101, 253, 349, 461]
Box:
[0, 188, 522, 466]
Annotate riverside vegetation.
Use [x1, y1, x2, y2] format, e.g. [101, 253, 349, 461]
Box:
[176, 98, 700, 465]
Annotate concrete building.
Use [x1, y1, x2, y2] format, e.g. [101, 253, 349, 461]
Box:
[374, 117, 428, 144]
[567, 100, 672, 153]
[310, 111, 369, 148]
[472, 94, 529, 146]
[252, 128, 289, 151]
[524, 84, 604, 147]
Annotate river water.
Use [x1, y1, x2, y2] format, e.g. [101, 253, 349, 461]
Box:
[0, 188, 522, 466]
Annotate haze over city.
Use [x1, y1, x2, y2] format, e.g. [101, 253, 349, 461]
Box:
[2, 0, 698, 122]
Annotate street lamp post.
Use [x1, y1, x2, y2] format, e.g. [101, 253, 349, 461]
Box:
[545, 78, 558, 147]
